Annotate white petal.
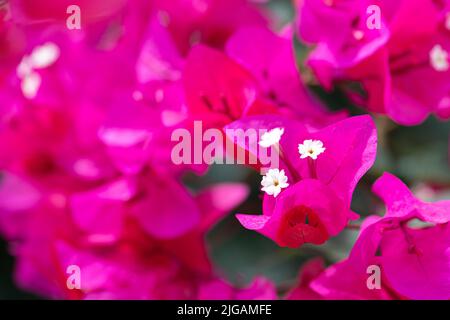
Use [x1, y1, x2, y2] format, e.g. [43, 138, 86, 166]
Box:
[430, 44, 449, 72]
[272, 186, 282, 197]
[21, 72, 41, 99]
[17, 56, 32, 78]
[30, 42, 60, 69]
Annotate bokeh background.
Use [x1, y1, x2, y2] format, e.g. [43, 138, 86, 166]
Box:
[0, 0, 449, 299]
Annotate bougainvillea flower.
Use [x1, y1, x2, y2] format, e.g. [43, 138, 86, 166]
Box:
[311, 173, 450, 300]
[2, 0, 449, 302]
[309, 214, 401, 300]
[310, 256, 399, 300]
[0, 39, 125, 184]
[64, 183, 250, 299]
[97, 91, 162, 176]
[128, 170, 202, 239]
[297, 0, 390, 67]
[98, 85, 208, 177]
[70, 177, 137, 240]
[228, 115, 377, 247]
[135, 17, 184, 84]
[237, 178, 352, 247]
[372, 172, 450, 224]
[184, 40, 345, 131]
[68, 165, 206, 241]
[0, 36, 202, 243]
[297, 0, 450, 125]
[148, 0, 269, 54]
[0, 172, 41, 239]
[371, 173, 450, 299]
[380, 223, 450, 300]
[226, 26, 337, 123]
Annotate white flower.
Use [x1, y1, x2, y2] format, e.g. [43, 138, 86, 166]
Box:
[429, 44, 449, 72]
[259, 127, 284, 148]
[261, 168, 289, 197]
[16, 42, 60, 99]
[16, 56, 33, 78]
[298, 139, 326, 160]
[21, 71, 41, 99]
[29, 42, 60, 69]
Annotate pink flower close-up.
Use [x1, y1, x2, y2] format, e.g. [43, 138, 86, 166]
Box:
[0, 0, 449, 305]
[229, 115, 377, 247]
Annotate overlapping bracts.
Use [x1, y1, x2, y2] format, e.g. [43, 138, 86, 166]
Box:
[0, 0, 448, 300]
[296, 0, 450, 125]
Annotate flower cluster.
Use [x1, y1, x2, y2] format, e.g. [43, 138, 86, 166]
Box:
[0, 0, 448, 300]
[297, 0, 450, 125]
[0, 0, 278, 300]
[308, 173, 450, 300]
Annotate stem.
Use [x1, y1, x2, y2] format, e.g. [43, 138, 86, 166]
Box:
[276, 144, 301, 183]
[307, 158, 317, 179]
[400, 222, 418, 254]
[346, 223, 361, 230]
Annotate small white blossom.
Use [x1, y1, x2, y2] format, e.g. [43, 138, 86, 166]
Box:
[29, 42, 60, 69]
[430, 44, 449, 72]
[21, 72, 41, 99]
[353, 30, 364, 41]
[259, 127, 284, 148]
[16, 56, 33, 78]
[16, 42, 60, 99]
[298, 139, 326, 160]
[261, 168, 289, 197]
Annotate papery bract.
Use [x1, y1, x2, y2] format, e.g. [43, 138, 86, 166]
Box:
[226, 26, 336, 123]
[229, 115, 377, 248]
[311, 173, 450, 300]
